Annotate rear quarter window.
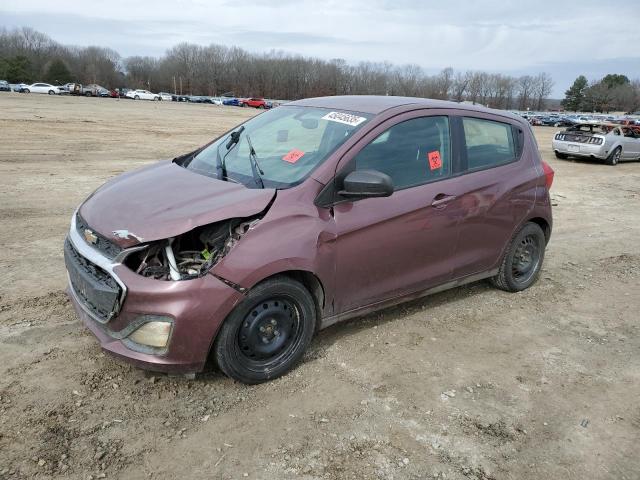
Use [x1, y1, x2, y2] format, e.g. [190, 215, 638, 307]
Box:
[462, 117, 518, 170]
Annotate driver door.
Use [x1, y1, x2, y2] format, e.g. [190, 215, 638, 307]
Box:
[332, 112, 466, 313]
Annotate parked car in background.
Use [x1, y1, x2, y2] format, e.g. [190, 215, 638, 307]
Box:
[23, 83, 61, 95]
[11, 83, 29, 92]
[552, 123, 640, 165]
[158, 92, 173, 101]
[65, 95, 553, 383]
[240, 97, 268, 108]
[222, 97, 241, 106]
[210, 97, 224, 105]
[81, 84, 109, 97]
[0, 80, 11, 92]
[125, 89, 160, 101]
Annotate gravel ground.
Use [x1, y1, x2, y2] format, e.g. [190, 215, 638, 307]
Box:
[0, 93, 639, 480]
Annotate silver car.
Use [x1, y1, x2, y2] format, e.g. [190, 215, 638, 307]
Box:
[552, 123, 640, 165]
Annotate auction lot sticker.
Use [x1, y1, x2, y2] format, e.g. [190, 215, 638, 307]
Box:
[322, 111, 367, 127]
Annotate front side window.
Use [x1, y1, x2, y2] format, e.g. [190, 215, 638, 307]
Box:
[353, 116, 451, 190]
[184, 106, 371, 188]
[462, 117, 517, 170]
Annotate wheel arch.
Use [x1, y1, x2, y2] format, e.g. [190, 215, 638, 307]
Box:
[527, 216, 551, 243]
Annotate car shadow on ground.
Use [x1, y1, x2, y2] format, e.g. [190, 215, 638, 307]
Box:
[309, 280, 494, 355]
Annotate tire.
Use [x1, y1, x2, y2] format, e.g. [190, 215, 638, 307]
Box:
[23, 89, 30, 93]
[491, 222, 546, 292]
[213, 276, 316, 384]
[85, 91, 92, 97]
[605, 146, 621, 166]
[48, 90, 55, 95]
[134, 95, 140, 100]
[555, 151, 568, 159]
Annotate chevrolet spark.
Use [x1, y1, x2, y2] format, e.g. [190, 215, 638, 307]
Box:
[65, 96, 554, 384]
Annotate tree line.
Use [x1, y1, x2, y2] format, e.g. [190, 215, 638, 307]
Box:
[562, 74, 640, 113]
[0, 26, 556, 109]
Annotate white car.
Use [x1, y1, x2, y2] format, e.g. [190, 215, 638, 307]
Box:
[158, 92, 173, 101]
[23, 83, 61, 95]
[125, 89, 160, 101]
[552, 123, 640, 165]
[210, 97, 224, 105]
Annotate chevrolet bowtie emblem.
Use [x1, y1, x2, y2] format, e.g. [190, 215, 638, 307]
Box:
[83, 229, 98, 244]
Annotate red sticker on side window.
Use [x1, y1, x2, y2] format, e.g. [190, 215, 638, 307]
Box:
[428, 150, 442, 170]
[282, 149, 305, 163]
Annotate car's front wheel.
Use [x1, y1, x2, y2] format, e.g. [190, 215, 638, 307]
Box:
[491, 222, 546, 292]
[23, 88, 30, 93]
[48, 90, 55, 95]
[606, 146, 621, 166]
[134, 95, 140, 100]
[213, 276, 316, 384]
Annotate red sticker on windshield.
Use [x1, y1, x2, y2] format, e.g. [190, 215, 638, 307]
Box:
[283, 149, 305, 163]
[428, 151, 442, 170]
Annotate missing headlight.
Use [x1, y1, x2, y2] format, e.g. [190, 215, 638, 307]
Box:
[124, 217, 260, 281]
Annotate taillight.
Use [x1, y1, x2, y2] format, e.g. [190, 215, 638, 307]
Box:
[541, 161, 554, 190]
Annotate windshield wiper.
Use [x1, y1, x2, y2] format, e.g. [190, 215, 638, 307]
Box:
[216, 126, 245, 181]
[245, 133, 265, 189]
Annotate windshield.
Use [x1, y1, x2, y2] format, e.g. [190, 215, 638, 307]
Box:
[182, 106, 371, 188]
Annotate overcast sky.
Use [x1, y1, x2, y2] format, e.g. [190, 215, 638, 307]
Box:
[2, 0, 639, 97]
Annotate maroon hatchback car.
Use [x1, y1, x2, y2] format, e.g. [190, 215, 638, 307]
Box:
[65, 96, 554, 383]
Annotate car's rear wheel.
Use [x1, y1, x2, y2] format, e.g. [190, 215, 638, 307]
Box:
[554, 151, 568, 159]
[85, 91, 92, 97]
[134, 95, 140, 100]
[23, 89, 30, 93]
[491, 222, 546, 292]
[606, 146, 621, 166]
[213, 276, 316, 384]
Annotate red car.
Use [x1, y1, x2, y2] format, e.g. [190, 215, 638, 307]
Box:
[240, 97, 268, 108]
[65, 96, 553, 383]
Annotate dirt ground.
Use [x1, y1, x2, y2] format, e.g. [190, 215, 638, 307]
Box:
[0, 94, 638, 480]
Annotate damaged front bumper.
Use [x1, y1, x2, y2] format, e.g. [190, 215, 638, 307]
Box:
[65, 213, 245, 373]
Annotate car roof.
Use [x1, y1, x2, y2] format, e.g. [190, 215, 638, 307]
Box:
[288, 95, 524, 122]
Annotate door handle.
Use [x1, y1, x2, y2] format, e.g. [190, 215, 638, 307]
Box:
[431, 194, 457, 208]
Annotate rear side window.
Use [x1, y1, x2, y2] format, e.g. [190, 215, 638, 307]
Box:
[462, 117, 517, 170]
[354, 116, 451, 190]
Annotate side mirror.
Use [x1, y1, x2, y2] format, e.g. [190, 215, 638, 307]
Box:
[339, 169, 394, 199]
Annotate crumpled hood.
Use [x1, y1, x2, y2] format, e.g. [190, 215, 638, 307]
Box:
[80, 161, 276, 249]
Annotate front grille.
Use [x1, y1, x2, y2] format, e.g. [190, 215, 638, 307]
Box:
[76, 213, 122, 259]
[554, 133, 603, 145]
[64, 238, 121, 323]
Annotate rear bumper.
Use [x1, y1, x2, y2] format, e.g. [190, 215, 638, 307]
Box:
[552, 141, 608, 159]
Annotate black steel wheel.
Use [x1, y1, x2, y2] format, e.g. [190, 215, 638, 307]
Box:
[213, 276, 316, 384]
[491, 222, 546, 292]
[606, 147, 621, 166]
